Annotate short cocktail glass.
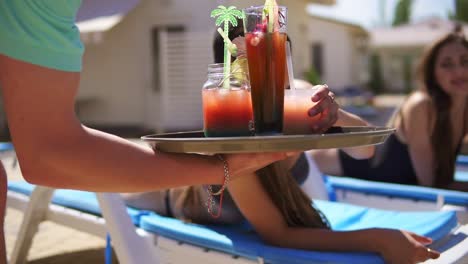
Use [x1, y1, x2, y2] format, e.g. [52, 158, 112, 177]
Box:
[202, 64, 254, 137]
[283, 89, 321, 135]
[243, 5, 288, 135]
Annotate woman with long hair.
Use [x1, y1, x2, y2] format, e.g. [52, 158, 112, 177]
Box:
[312, 25, 468, 192]
[122, 157, 440, 264]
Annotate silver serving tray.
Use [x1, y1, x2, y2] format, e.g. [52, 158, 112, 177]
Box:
[141, 127, 395, 154]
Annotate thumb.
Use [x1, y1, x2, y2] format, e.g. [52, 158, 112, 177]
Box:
[426, 248, 440, 259]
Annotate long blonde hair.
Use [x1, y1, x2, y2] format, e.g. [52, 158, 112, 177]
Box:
[179, 162, 330, 229]
[257, 163, 330, 228]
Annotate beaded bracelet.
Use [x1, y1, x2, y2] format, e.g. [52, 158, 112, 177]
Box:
[205, 154, 230, 218]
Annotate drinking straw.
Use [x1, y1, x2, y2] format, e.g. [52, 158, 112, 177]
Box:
[286, 42, 296, 90]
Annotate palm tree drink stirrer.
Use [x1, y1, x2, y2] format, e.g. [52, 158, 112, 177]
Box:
[211, 5, 243, 89]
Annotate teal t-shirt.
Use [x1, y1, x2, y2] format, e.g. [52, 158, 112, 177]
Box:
[0, 0, 84, 72]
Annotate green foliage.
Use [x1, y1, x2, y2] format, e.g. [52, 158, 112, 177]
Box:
[304, 67, 322, 86]
[392, 0, 412, 26]
[368, 53, 385, 94]
[455, 0, 468, 22]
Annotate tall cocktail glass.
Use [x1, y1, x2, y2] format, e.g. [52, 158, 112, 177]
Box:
[243, 5, 288, 135]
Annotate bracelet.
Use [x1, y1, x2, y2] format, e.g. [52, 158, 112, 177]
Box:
[205, 154, 230, 218]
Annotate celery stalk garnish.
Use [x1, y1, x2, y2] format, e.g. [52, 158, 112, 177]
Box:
[263, 0, 279, 33]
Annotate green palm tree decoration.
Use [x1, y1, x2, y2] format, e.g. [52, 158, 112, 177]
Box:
[211, 6, 243, 88]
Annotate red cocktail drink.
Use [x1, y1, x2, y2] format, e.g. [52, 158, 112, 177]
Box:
[202, 88, 253, 137]
[283, 89, 321, 135]
[244, 6, 287, 135]
[202, 63, 253, 137]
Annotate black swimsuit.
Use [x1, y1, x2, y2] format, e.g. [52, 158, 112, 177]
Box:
[338, 133, 462, 185]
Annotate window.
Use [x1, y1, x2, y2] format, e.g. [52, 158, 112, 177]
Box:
[311, 43, 324, 77]
[151, 26, 185, 92]
[151, 28, 161, 92]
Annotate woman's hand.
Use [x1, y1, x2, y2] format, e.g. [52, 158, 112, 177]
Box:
[374, 229, 440, 264]
[225, 152, 293, 180]
[308, 85, 339, 133]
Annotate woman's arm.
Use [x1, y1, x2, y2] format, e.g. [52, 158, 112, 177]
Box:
[0, 55, 287, 192]
[401, 94, 437, 187]
[307, 86, 375, 159]
[227, 171, 439, 263]
[334, 109, 375, 159]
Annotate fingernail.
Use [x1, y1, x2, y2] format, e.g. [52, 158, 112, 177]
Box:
[309, 109, 317, 116]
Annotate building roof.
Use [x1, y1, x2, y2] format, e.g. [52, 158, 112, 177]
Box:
[371, 18, 468, 48]
[76, 0, 140, 34]
[309, 14, 368, 35]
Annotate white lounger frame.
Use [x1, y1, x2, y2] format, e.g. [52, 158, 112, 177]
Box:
[7, 184, 468, 264]
[5, 153, 468, 263]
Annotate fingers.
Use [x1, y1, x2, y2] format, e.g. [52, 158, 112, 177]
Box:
[309, 90, 337, 117]
[409, 232, 433, 245]
[425, 248, 440, 259]
[412, 246, 440, 263]
[308, 92, 339, 133]
[311, 84, 329, 102]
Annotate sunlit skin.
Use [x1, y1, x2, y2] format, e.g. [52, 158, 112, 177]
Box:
[227, 170, 440, 264]
[435, 42, 468, 96]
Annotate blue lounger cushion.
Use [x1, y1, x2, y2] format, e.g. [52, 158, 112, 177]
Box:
[456, 170, 468, 182]
[0, 142, 14, 152]
[7, 181, 150, 225]
[325, 176, 468, 206]
[140, 200, 457, 264]
[457, 155, 468, 166]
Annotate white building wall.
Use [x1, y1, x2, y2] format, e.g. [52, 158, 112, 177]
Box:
[307, 18, 354, 91]
[77, 0, 317, 131]
[78, 0, 218, 131]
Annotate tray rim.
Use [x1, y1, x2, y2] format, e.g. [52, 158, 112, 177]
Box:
[140, 126, 396, 154]
[141, 126, 396, 142]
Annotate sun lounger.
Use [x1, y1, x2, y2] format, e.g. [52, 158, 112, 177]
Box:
[0, 142, 14, 152]
[6, 148, 468, 264]
[300, 153, 468, 228]
[7, 182, 158, 264]
[139, 200, 462, 264]
[457, 155, 468, 166]
[326, 176, 468, 209]
[7, 180, 468, 264]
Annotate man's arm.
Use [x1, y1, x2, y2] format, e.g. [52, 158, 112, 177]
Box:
[0, 55, 286, 192]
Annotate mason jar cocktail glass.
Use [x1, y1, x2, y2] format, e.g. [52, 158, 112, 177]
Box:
[202, 64, 254, 137]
